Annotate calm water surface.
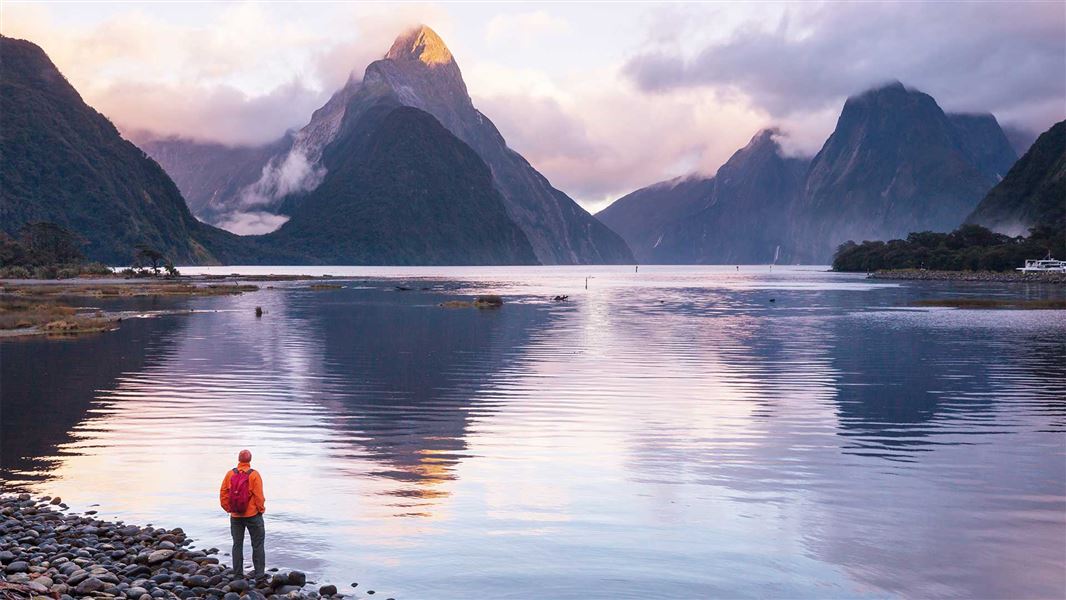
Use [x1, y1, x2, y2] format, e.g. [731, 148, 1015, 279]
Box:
[3, 266, 1064, 599]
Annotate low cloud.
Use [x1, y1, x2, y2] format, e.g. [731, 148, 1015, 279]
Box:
[216, 211, 291, 236]
[97, 80, 323, 146]
[471, 68, 766, 212]
[238, 149, 324, 209]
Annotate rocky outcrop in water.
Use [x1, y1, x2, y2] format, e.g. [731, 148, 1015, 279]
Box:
[0, 494, 383, 600]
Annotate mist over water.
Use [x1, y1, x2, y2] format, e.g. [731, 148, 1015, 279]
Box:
[3, 266, 1064, 599]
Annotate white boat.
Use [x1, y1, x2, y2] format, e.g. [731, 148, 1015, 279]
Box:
[1016, 254, 1066, 273]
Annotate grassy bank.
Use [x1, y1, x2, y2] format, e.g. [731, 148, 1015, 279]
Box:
[0, 279, 261, 338]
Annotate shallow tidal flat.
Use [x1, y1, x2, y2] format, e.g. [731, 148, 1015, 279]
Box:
[0, 279, 260, 338]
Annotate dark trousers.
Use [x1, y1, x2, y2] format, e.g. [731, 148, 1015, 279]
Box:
[230, 513, 265, 577]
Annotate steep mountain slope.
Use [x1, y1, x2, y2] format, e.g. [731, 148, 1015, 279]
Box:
[596, 175, 715, 262]
[0, 36, 243, 265]
[790, 82, 1015, 262]
[359, 27, 633, 265]
[135, 134, 291, 225]
[947, 113, 1017, 180]
[597, 129, 808, 264]
[965, 120, 1065, 235]
[649, 130, 808, 264]
[257, 103, 538, 265]
[141, 26, 633, 265]
[137, 76, 363, 229]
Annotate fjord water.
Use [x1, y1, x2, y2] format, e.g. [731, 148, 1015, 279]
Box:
[3, 266, 1064, 599]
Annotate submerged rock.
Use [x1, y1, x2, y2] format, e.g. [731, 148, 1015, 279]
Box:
[474, 295, 503, 307]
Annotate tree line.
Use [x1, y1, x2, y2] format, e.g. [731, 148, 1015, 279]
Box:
[0, 222, 178, 278]
[832, 224, 1065, 272]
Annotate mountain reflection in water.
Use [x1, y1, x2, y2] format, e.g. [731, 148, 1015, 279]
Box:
[2, 266, 1063, 600]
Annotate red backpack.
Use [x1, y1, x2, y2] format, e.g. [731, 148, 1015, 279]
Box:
[228, 468, 254, 513]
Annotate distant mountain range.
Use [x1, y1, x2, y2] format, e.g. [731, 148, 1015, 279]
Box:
[965, 119, 1065, 236]
[598, 82, 1030, 264]
[4, 30, 1059, 268]
[598, 129, 807, 264]
[0, 36, 244, 265]
[141, 26, 632, 265]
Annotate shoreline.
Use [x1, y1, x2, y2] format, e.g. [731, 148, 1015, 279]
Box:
[0, 494, 381, 600]
[866, 269, 1066, 283]
[0, 278, 265, 339]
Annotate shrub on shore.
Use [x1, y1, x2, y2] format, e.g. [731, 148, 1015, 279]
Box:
[833, 224, 1065, 272]
[0, 222, 117, 279]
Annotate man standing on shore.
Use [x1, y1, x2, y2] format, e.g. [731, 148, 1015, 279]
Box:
[220, 449, 266, 578]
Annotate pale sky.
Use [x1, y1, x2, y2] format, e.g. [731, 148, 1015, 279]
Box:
[3, 1, 1064, 212]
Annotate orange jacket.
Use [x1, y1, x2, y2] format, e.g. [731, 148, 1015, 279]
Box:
[220, 462, 266, 517]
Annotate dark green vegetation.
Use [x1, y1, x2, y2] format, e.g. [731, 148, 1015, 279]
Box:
[834, 118, 1065, 273]
[0, 222, 112, 278]
[0, 221, 185, 279]
[965, 120, 1065, 236]
[0, 36, 245, 266]
[832, 224, 1064, 272]
[257, 103, 538, 265]
[598, 82, 1019, 264]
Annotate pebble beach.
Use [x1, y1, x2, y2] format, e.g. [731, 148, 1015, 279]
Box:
[868, 268, 1066, 283]
[0, 495, 383, 600]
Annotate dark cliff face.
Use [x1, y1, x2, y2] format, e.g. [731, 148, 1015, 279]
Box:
[790, 82, 1009, 262]
[947, 113, 1018, 180]
[597, 129, 807, 264]
[965, 120, 1065, 236]
[0, 36, 243, 265]
[258, 103, 539, 265]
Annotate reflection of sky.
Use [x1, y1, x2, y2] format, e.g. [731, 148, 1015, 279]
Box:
[3, 268, 1064, 599]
